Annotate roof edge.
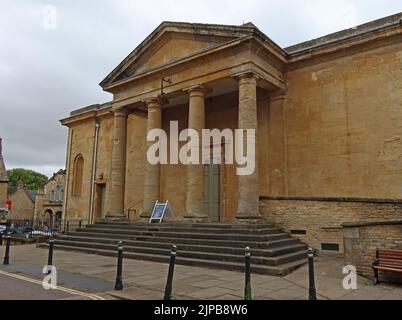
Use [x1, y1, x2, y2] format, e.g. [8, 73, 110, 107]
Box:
[285, 12, 402, 55]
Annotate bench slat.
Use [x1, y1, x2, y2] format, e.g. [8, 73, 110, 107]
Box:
[379, 253, 402, 258]
[376, 264, 402, 269]
[378, 250, 402, 256]
[378, 258, 402, 264]
[373, 266, 402, 273]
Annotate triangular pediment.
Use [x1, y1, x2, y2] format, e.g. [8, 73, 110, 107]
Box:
[125, 33, 231, 77]
[100, 22, 261, 88]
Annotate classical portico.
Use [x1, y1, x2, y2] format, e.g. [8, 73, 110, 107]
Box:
[97, 21, 286, 222]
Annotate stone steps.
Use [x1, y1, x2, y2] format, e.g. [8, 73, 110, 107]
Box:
[52, 234, 306, 257]
[68, 230, 293, 247]
[75, 227, 286, 242]
[64, 231, 297, 249]
[96, 221, 276, 229]
[85, 224, 282, 235]
[40, 221, 307, 275]
[50, 238, 306, 265]
[40, 243, 307, 276]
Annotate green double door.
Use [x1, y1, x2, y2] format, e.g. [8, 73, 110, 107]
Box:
[203, 163, 220, 222]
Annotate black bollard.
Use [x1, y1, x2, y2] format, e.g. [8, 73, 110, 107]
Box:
[0, 233, 3, 246]
[114, 241, 124, 291]
[164, 245, 177, 300]
[244, 247, 252, 300]
[6, 220, 10, 234]
[47, 238, 55, 274]
[308, 248, 317, 300]
[3, 235, 11, 265]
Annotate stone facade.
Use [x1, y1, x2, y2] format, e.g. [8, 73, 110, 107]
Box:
[60, 14, 402, 251]
[343, 220, 402, 282]
[34, 169, 66, 223]
[260, 197, 402, 253]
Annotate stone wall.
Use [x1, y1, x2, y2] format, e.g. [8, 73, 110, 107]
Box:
[283, 41, 402, 199]
[260, 197, 402, 254]
[343, 220, 402, 281]
[8, 189, 35, 220]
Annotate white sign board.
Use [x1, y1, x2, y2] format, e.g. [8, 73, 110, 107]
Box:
[149, 200, 173, 223]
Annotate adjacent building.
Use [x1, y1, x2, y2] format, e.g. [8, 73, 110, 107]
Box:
[60, 14, 402, 252]
[34, 169, 66, 225]
[7, 180, 37, 220]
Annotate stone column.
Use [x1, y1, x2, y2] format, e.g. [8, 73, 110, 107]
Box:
[236, 73, 261, 222]
[141, 98, 162, 218]
[106, 107, 128, 219]
[184, 85, 208, 221]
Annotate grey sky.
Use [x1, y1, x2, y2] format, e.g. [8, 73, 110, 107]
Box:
[0, 0, 401, 178]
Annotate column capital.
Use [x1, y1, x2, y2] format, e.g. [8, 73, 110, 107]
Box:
[112, 106, 129, 117]
[183, 84, 212, 96]
[232, 70, 261, 83]
[144, 95, 168, 108]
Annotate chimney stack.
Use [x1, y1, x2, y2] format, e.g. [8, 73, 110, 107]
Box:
[17, 180, 25, 190]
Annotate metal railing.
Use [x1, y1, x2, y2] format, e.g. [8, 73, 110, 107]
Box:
[0, 218, 85, 238]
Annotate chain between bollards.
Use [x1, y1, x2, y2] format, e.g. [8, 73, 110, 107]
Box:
[164, 245, 177, 300]
[3, 234, 11, 265]
[47, 237, 55, 274]
[114, 241, 124, 291]
[244, 246, 252, 300]
[308, 248, 317, 300]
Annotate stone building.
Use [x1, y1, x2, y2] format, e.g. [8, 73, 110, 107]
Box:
[7, 181, 37, 220]
[0, 138, 8, 208]
[61, 13, 402, 253]
[34, 169, 66, 225]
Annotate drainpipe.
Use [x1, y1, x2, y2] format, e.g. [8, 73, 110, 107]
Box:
[89, 120, 100, 224]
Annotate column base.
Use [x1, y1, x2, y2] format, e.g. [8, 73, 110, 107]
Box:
[105, 210, 127, 221]
[235, 214, 263, 224]
[139, 211, 151, 222]
[103, 216, 128, 222]
[183, 213, 209, 223]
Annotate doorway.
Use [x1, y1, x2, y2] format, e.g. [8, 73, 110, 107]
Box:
[204, 162, 220, 222]
[94, 183, 106, 222]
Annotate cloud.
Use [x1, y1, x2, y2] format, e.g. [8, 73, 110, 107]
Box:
[0, 0, 401, 178]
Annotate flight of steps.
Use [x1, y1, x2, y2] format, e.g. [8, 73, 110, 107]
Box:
[39, 221, 308, 276]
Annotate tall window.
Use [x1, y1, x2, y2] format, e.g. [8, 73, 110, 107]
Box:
[54, 185, 62, 201]
[73, 155, 84, 197]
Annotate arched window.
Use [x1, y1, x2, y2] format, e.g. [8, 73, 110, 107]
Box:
[73, 155, 84, 197]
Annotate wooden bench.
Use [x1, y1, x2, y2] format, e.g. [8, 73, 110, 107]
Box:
[372, 248, 402, 284]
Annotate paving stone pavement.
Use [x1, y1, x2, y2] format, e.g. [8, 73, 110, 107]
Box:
[0, 244, 401, 300]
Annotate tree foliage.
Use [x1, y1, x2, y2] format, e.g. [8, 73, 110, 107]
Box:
[7, 168, 48, 190]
